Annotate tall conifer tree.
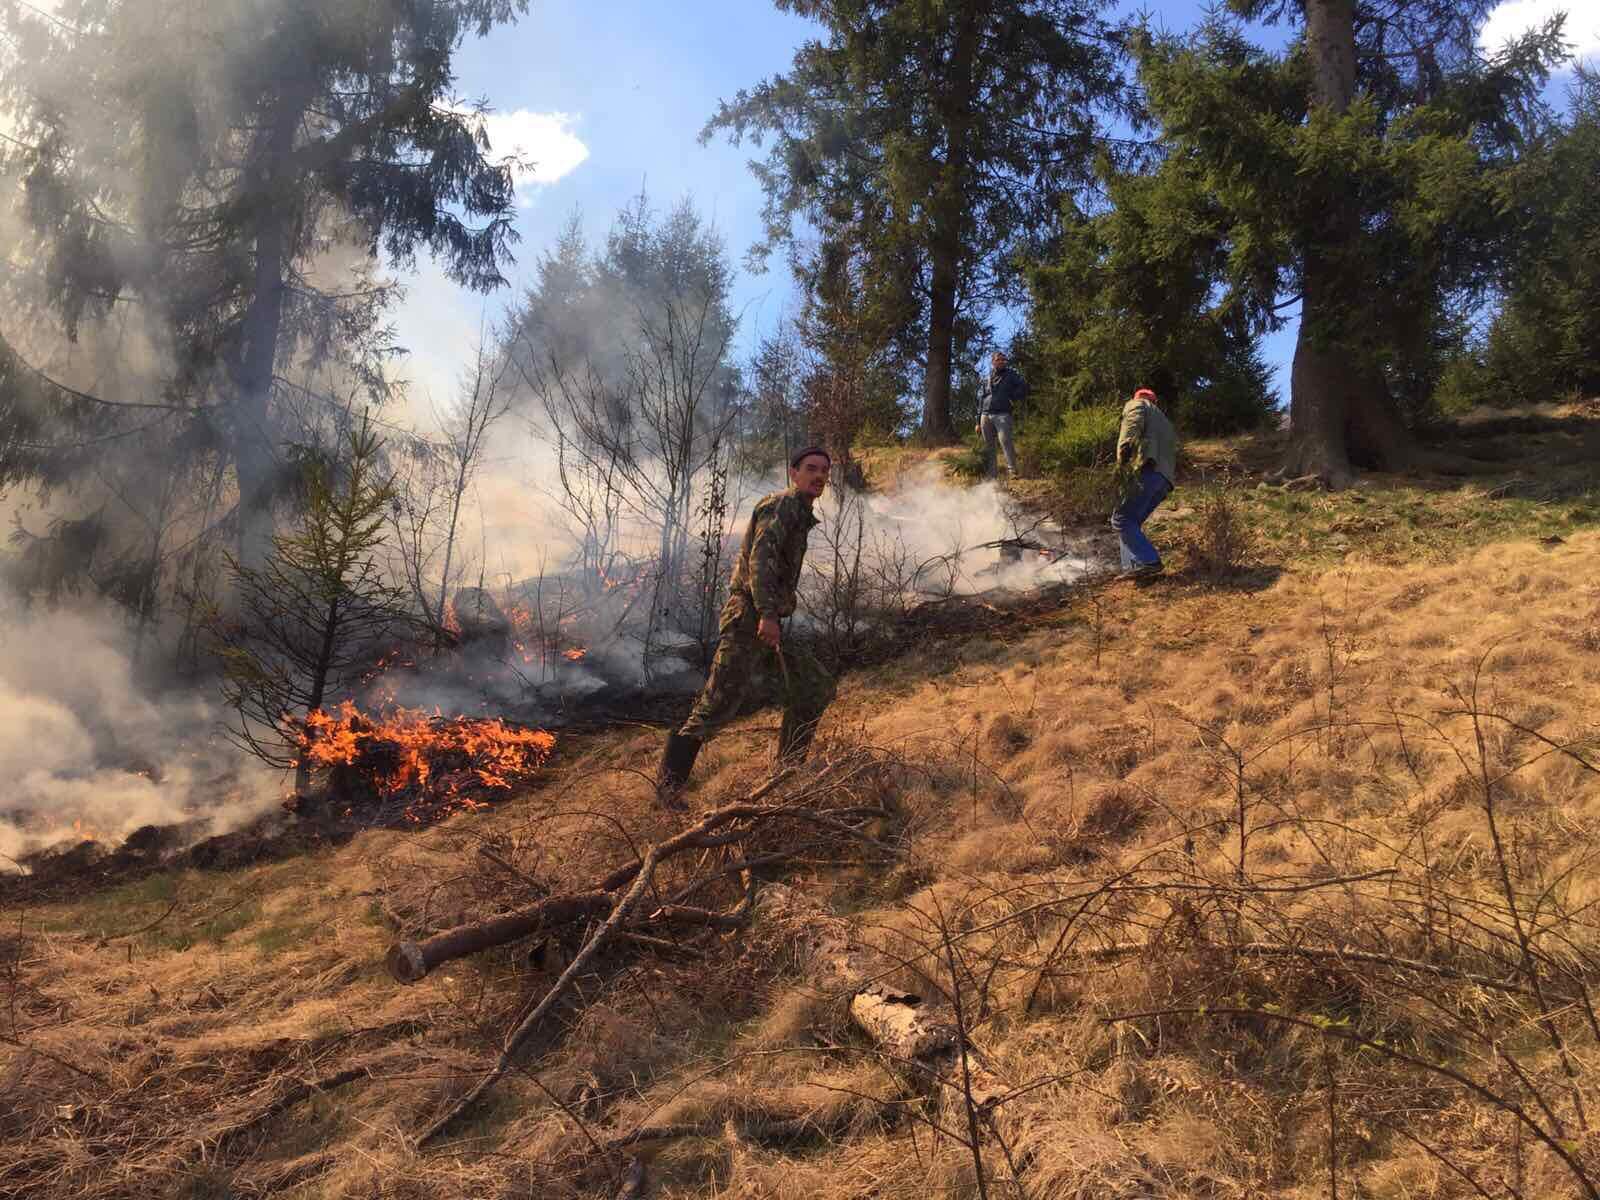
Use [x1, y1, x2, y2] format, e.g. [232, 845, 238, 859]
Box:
[1132, 1, 1564, 484]
[705, 0, 1126, 443]
[0, 0, 527, 564]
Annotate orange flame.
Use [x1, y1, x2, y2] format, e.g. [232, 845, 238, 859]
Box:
[562, 647, 588, 661]
[297, 702, 555, 824]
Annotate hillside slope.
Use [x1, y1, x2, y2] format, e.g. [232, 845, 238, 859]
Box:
[6, 486, 1600, 1197]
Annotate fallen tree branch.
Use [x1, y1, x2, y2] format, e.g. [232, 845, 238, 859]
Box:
[388, 781, 877, 984]
[388, 892, 613, 984]
[197, 1063, 373, 1164]
[403, 768, 893, 1146]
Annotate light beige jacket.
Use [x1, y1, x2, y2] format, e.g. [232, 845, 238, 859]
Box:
[1117, 398, 1178, 482]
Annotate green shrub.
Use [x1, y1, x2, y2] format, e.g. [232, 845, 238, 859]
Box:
[947, 439, 988, 480]
[1168, 377, 1277, 437]
[1020, 406, 1121, 475]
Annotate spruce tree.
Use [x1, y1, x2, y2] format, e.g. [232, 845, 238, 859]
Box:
[704, 0, 1127, 443]
[212, 413, 412, 790]
[1128, 3, 1565, 485]
[1475, 68, 1600, 404]
[0, 0, 527, 566]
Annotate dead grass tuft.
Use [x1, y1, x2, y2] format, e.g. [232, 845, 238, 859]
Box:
[1182, 477, 1263, 580]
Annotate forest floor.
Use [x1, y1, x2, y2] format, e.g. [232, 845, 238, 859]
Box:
[5, 403, 1600, 1199]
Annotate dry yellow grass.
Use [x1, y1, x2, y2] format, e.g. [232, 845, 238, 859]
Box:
[6, 529, 1600, 1198]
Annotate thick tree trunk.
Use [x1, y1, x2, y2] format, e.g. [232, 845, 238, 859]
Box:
[921, 241, 959, 444]
[918, 7, 982, 446]
[1284, 0, 1413, 488]
[234, 83, 311, 570]
[1305, 0, 1356, 112]
[295, 595, 341, 794]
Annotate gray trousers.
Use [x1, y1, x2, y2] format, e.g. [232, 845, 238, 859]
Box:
[980, 413, 1017, 475]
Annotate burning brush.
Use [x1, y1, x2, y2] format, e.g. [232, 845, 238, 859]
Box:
[292, 701, 555, 826]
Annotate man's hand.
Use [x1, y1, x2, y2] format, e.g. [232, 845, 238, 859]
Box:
[757, 615, 781, 649]
[974, 421, 982, 434]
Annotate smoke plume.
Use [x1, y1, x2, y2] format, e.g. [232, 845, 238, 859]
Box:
[0, 603, 278, 869]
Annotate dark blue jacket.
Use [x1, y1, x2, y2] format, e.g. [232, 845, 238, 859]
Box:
[980, 366, 1027, 417]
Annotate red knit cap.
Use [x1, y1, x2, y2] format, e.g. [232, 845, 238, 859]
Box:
[1132, 388, 1158, 402]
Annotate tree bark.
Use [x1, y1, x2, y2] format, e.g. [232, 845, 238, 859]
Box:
[922, 240, 959, 444]
[233, 81, 311, 570]
[1283, 0, 1412, 489]
[388, 892, 615, 984]
[919, 7, 982, 446]
[849, 983, 1007, 1117]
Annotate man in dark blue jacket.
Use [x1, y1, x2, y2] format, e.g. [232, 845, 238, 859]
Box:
[975, 351, 1027, 479]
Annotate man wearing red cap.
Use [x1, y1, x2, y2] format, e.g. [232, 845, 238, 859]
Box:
[1112, 388, 1178, 579]
[654, 447, 838, 807]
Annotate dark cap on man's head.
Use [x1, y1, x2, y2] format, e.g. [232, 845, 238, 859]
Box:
[789, 446, 831, 469]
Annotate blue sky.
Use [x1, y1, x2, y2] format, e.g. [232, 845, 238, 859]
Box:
[390, 0, 1600, 417]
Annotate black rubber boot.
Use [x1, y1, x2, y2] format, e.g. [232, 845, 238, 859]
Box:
[655, 732, 703, 810]
[777, 713, 819, 766]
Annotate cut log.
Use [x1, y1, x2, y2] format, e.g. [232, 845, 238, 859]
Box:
[849, 984, 1007, 1117]
[758, 884, 1011, 1121]
[387, 892, 613, 984]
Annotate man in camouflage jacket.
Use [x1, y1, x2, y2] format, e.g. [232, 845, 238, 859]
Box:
[655, 447, 838, 807]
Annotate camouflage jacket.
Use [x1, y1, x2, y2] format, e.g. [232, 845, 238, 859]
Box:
[729, 488, 819, 619]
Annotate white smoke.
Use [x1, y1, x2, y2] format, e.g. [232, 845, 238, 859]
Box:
[0, 603, 280, 870]
[823, 462, 1099, 596]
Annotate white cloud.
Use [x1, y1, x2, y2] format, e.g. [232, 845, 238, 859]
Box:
[1480, 0, 1600, 63]
[475, 109, 591, 202]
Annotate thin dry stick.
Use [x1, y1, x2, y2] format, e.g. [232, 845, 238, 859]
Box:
[986, 1114, 1031, 1200]
[1053, 939, 1540, 998]
[936, 895, 990, 1200]
[614, 1157, 646, 1200]
[1324, 1043, 1339, 1200]
[1461, 657, 1589, 1132]
[0, 1034, 108, 1086]
[98, 893, 185, 945]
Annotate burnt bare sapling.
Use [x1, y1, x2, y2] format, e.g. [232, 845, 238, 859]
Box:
[505, 196, 741, 676]
[389, 332, 516, 645]
[211, 414, 415, 792]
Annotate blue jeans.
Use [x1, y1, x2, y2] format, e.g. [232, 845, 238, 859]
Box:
[980, 413, 1017, 476]
[1111, 464, 1172, 569]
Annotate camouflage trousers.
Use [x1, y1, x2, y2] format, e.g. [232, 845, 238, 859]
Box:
[678, 591, 836, 746]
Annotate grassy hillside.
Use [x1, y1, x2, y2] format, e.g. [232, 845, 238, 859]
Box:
[6, 417, 1600, 1199]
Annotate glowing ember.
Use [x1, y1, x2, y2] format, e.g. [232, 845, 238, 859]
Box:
[562, 647, 588, 661]
[296, 702, 555, 825]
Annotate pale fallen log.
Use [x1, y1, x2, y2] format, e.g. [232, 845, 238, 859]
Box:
[849, 983, 1007, 1117]
[758, 884, 1011, 1120]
